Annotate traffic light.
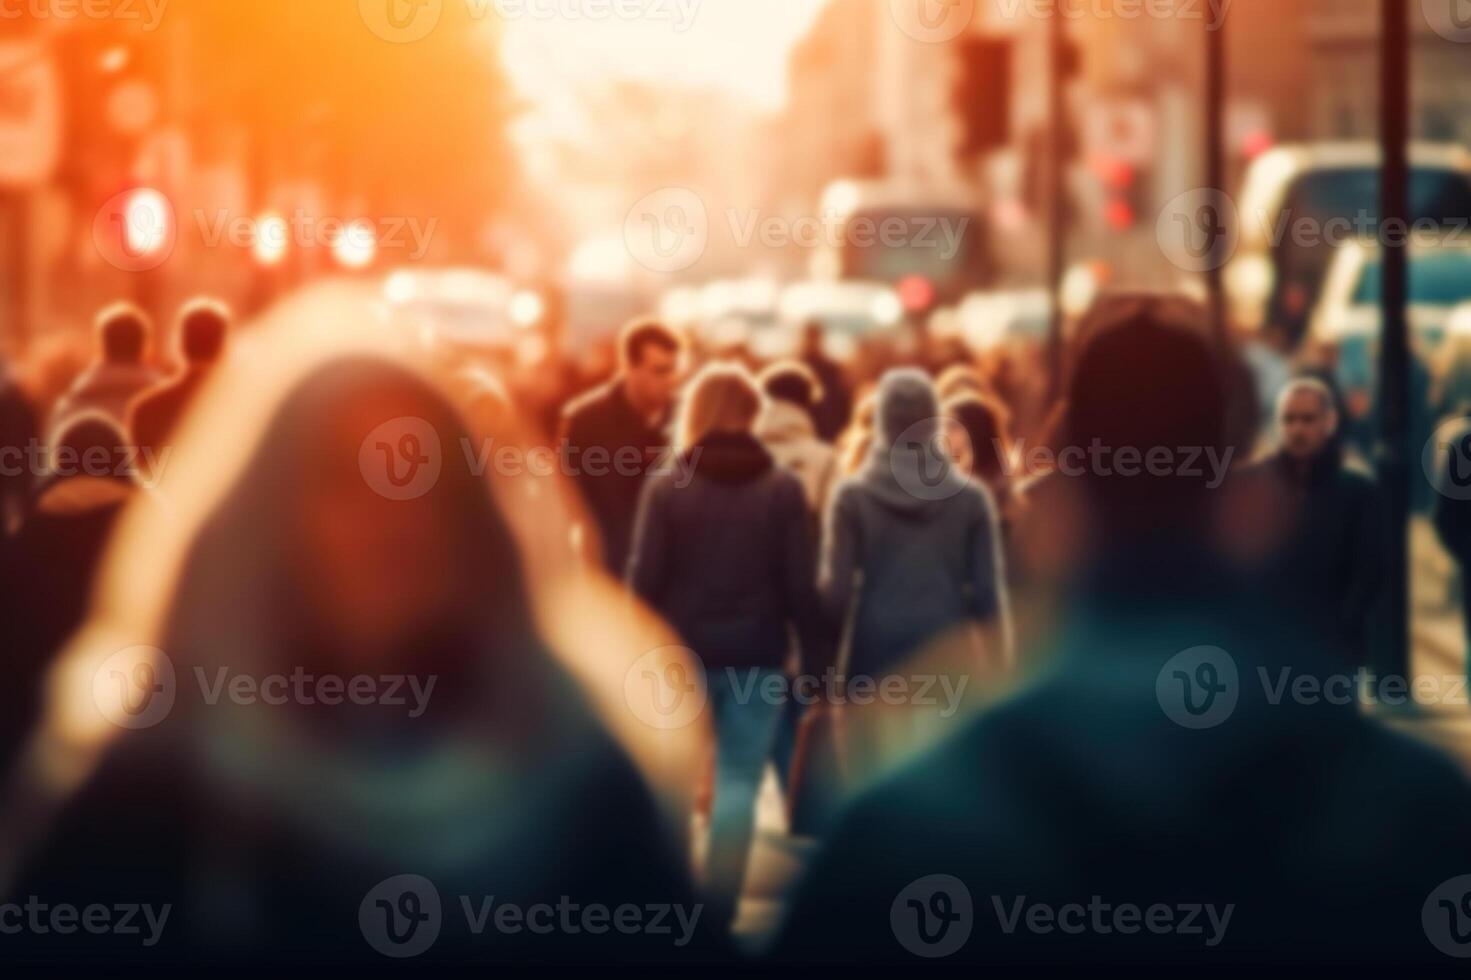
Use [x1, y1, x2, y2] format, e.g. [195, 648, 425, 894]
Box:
[1087, 154, 1152, 234]
[952, 37, 1012, 164]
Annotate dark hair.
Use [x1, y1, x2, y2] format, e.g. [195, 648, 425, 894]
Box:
[96, 304, 150, 364]
[176, 299, 230, 364]
[619, 319, 681, 368]
[759, 360, 823, 409]
[1065, 299, 1228, 531]
[50, 414, 134, 486]
[945, 394, 1010, 484]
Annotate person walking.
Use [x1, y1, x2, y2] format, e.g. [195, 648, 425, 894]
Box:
[0, 413, 139, 769]
[10, 355, 711, 965]
[50, 303, 161, 434]
[1234, 377, 1383, 666]
[821, 369, 1011, 782]
[129, 298, 231, 462]
[560, 318, 683, 575]
[799, 322, 852, 443]
[775, 307, 1471, 965]
[943, 392, 1016, 521]
[755, 360, 837, 521]
[627, 362, 825, 930]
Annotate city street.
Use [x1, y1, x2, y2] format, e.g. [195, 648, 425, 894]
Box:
[4, 0, 1471, 969]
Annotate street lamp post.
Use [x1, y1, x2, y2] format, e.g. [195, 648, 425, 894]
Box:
[1204, 5, 1227, 343]
[1378, 0, 1410, 683]
[1046, 12, 1067, 401]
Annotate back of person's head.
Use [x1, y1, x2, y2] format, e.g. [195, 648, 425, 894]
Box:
[1064, 297, 1228, 540]
[759, 360, 823, 410]
[874, 368, 940, 448]
[945, 394, 1010, 483]
[678, 362, 762, 449]
[50, 413, 134, 487]
[175, 299, 231, 365]
[95, 302, 151, 365]
[619, 318, 682, 369]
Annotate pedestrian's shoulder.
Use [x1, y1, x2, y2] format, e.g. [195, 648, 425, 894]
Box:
[827, 473, 868, 510]
[956, 476, 998, 517]
[1337, 456, 1380, 494]
[561, 380, 617, 422]
[766, 464, 808, 507]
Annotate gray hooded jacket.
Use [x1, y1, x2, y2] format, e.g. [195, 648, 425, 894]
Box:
[820, 370, 1008, 676]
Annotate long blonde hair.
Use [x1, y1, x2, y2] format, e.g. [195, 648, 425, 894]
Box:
[677, 362, 763, 450]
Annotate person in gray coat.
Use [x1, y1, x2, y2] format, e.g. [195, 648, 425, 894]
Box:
[820, 369, 1012, 781]
[822, 369, 1011, 675]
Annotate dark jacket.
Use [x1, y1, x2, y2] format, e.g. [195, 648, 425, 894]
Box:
[560, 380, 671, 575]
[130, 366, 212, 460]
[1237, 449, 1383, 665]
[1433, 417, 1471, 566]
[628, 431, 824, 673]
[0, 476, 131, 768]
[776, 580, 1471, 963]
[802, 349, 852, 443]
[821, 372, 1008, 677]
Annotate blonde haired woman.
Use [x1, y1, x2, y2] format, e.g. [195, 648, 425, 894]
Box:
[627, 362, 826, 930]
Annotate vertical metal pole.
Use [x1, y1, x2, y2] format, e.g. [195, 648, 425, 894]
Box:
[1046, 13, 1067, 401]
[1, 192, 30, 359]
[1204, 4, 1227, 344]
[1378, 0, 1410, 681]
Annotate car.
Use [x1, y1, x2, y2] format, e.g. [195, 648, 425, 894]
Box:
[1307, 238, 1471, 429]
[1224, 141, 1471, 344]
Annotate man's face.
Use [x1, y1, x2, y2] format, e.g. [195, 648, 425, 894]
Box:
[626, 345, 680, 412]
[1278, 389, 1336, 460]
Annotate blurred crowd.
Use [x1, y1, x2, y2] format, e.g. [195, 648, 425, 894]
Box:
[0, 285, 1470, 965]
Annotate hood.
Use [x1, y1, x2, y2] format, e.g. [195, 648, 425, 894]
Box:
[686, 431, 774, 484]
[756, 399, 818, 444]
[858, 369, 968, 513]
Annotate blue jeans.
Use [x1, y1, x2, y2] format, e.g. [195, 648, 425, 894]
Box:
[704, 667, 785, 919]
